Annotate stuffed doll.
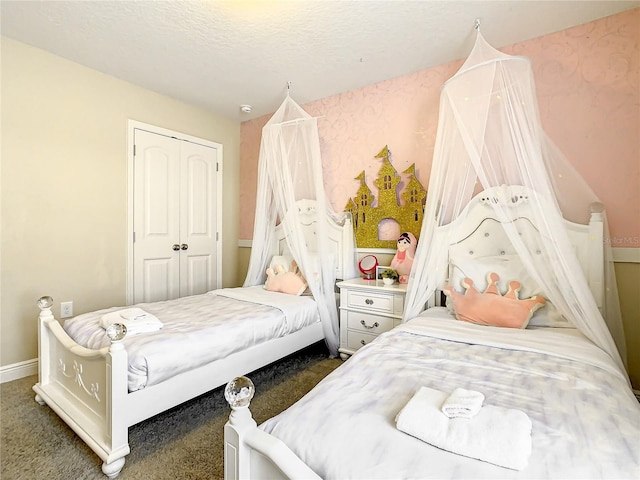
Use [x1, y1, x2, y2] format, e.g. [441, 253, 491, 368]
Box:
[390, 232, 417, 284]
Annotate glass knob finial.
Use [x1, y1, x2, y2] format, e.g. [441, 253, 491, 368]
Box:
[106, 323, 127, 341]
[224, 376, 255, 408]
[37, 296, 54, 310]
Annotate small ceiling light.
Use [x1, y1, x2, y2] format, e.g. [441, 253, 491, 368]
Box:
[240, 104, 252, 114]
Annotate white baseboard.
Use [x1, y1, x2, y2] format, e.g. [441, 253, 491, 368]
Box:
[0, 358, 37, 384]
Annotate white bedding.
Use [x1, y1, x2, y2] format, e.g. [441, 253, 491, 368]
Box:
[260, 308, 640, 479]
[63, 286, 319, 391]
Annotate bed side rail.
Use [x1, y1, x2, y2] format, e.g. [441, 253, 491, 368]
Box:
[224, 376, 321, 480]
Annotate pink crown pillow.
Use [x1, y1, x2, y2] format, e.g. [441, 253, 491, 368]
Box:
[265, 260, 308, 296]
[443, 272, 546, 329]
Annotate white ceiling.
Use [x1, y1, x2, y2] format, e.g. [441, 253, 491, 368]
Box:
[2, 1, 637, 121]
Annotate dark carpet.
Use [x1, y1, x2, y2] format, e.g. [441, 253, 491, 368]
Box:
[0, 342, 342, 480]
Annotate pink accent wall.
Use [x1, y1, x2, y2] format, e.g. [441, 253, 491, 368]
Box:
[240, 9, 639, 247]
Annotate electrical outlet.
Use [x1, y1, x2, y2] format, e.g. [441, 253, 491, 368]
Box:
[60, 301, 73, 318]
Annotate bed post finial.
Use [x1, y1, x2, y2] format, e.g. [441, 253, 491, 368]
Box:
[225, 376, 256, 426]
[106, 323, 127, 351]
[37, 296, 54, 320]
[224, 377, 257, 479]
[590, 202, 605, 216]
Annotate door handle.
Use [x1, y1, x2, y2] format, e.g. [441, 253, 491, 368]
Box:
[172, 244, 180, 251]
[181, 244, 188, 250]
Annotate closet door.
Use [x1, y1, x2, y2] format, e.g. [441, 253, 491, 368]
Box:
[133, 129, 218, 303]
[179, 140, 218, 297]
[134, 130, 181, 303]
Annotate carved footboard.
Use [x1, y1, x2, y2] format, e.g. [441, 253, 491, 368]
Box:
[33, 297, 130, 478]
[224, 376, 321, 480]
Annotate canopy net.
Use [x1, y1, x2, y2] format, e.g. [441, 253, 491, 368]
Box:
[244, 95, 356, 356]
[404, 31, 627, 377]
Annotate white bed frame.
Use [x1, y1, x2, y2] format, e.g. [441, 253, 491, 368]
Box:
[223, 186, 606, 480]
[33, 200, 354, 478]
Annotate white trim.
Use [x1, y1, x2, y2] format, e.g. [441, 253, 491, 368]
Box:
[238, 239, 394, 256]
[239, 241, 640, 264]
[0, 358, 37, 383]
[612, 247, 640, 263]
[126, 120, 224, 304]
[356, 247, 396, 255]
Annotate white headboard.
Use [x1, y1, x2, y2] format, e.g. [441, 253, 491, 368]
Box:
[273, 199, 355, 280]
[440, 186, 604, 309]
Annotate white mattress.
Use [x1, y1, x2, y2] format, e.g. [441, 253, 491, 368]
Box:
[63, 286, 319, 391]
[260, 308, 640, 479]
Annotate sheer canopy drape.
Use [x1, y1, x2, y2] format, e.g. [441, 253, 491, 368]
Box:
[244, 95, 353, 356]
[404, 31, 627, 377]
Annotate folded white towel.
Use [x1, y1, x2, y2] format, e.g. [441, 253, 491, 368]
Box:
[100, 308, 163, 336]
[396, 386, 532, 470]
[441, 387, 485, 418]
[119, 307, 148, 321]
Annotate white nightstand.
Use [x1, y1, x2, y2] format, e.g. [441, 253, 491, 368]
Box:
[337, 278, 408, 360]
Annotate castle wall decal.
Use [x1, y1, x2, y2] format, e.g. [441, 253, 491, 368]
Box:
[344, 145, 427, 248]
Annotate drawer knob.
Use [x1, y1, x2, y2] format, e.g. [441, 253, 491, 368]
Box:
[365, 298, 374, 305]
[360, 339, 367, 346]
[360, 320, 379, 330]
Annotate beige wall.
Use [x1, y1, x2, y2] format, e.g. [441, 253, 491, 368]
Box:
[1, 37, 241, 367]
[615, 263, 640, 388]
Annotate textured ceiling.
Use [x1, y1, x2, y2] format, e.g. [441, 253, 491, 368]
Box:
[2, 1, 637, 121]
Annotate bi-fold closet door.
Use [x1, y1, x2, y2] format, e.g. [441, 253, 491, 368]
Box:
[132, 127, 220, 303]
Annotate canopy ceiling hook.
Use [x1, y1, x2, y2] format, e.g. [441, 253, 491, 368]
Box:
[287, 81, 292, 95]
[474, 18, 481, 31]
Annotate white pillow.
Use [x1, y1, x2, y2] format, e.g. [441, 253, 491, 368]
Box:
[269, 252, 336, 284]
[527, 305, 571, 328]
[448, 254, 573, 328]
[299, 253, 338, 295]
[269, 255, 294, 273]
[449, 254, 536, 296]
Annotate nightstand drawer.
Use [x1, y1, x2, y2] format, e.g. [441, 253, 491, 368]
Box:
[337, 278, 408, 360]
[346, 330, 377, 350]
[345, 311, 393, 334]
[346, 290, 395, 314]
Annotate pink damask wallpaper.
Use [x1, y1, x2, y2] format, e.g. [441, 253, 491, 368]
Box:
[239, 9, 639, 247]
